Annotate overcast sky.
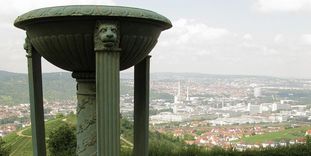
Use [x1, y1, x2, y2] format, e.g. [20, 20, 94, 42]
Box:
[1, 0, 311, 78]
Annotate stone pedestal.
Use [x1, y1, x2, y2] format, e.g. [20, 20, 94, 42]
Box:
[73, 73, 97, 156]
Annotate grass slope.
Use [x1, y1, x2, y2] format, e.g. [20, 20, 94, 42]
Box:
[238, 126, 311, 143]
[4, 117, 311, 156]
[3, 114, 143, 156]
[4, 117, 74, 156]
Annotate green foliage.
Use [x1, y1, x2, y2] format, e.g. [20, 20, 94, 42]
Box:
[194, 130, 204, 136]
[183, 134, 195, 140]
[149, 108, 173, 116]
[238, 126, 311, 143]
[0, 137, 10, 156]
[271, 89, 311, 104]
[150, 89, 174, 101]
[148, 131, 185, 156]
[0, 116, 29, 125]
[0, 71, 76, 105]
[0, 96, 13, 105]
[47, 123, 76, 156]
[22, 117, 71, 136]
[3, 133, 32, 156]
[4, 114, 311, 156]
[121, 117, 134, 142]
[3, 114, 77, 156]
[142, 142, 311, 156]
[42, 73, 76, 102]
[55, 113, 65, 119]
[120, 81, 133, 96]
[120, 83, 174, 101]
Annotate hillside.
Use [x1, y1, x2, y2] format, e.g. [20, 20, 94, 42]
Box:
[3, 115, 311, 156]
[237, 126, 311, 143]
[3, 114, 182, 156]
[3, 114, 76, 156]
[0, 71, 75, 105]
[2, 70, 301, 106]
[0, 70, 174, 105]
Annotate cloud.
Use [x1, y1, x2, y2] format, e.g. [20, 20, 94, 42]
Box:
[0, 0, 116, 73]
[243, 34, 253, 40]
[154, 19, 231, 64]
[151, 18, 311, 78]
[159, 19, 229, 46]
[301, 34, 311, 44]
[254, 0, 311, 12]
[274, 34, 284, 43]
[1, 0, 115, 13]
[1, 1, 311, 78]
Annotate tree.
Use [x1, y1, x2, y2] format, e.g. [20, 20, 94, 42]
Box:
[0, 137, 10, 156]
[47, 123, 76, 156]
[55, 113, 65, 119]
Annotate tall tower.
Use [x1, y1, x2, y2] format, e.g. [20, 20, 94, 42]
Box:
[186, 86, 189, 101]
[178, 81, 181, 98]
[174, 81, 181, 103]
[254, 87, 262, 98]
[174, 95, 178, 103]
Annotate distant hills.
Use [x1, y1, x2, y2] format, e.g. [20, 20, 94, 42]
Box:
[0, 70, 180, 105]
[0, 71, 75, 105]
[0, 70, 291, 105]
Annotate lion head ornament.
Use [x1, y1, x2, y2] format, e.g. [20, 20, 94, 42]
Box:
[98, 23, 118, 48]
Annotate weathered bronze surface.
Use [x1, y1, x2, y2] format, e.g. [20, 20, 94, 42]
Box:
[94, 21, 121, 156]
[14, 5, 171, 26]
[134, 56, 150, 156]
[75, 76, 96, 156]
[14, 5, 172, 71]
[15, 5, 171, 156]
[24, 37, 46, 156]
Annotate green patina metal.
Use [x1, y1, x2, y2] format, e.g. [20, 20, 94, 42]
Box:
[14, 5, 171, 30]
[75, 75, 96, 156]
[134, 56, 150, 156]
[15, 5, 172, 156]
[94, 21, 121, 156]
[24, 38, 46, 156]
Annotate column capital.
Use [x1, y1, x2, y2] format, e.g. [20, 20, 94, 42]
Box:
[94, 21, 121, 52]
[72, 72, 95, 81]
[72, 72, 96, 96]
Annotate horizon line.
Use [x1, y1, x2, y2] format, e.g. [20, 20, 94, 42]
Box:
[1, 69, 310, 80]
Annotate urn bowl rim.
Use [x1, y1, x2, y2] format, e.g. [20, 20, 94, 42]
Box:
[14, 5, 172, 30]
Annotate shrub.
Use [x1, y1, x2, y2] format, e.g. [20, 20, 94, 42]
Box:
[47, 123, 76, 156]
[0, 137, 10, 156]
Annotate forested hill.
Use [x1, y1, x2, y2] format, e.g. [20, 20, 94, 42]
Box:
[0, 70, 174, 106]
[0, 70, 75, 105]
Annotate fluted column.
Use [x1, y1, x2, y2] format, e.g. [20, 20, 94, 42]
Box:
[134, 56, 151, 156]
[73, 72, 97, 156]
[24, 37, 46, 156]
[94, 21, 121, 156]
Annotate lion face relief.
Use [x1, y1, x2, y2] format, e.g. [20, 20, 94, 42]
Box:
[98, 24, 118, 48]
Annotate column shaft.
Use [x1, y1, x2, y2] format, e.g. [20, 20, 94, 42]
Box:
[134, 56, 151, 156]
[96, 52, 120, 156]
[27, 47, 46, 156]
[76, 77, 96, 156]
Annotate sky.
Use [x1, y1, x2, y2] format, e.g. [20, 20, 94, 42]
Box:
[1, 0, 311, 78]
